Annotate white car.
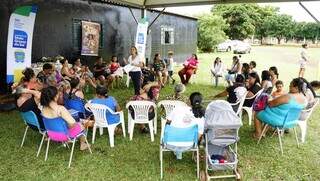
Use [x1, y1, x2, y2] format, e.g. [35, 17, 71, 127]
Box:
[216, 40, 241, 52]
[233, 42, 251, 54]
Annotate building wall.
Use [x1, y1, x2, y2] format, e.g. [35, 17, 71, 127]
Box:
[0, 0, 197, 93]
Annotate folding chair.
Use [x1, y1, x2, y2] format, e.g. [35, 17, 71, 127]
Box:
[20, 111, 46, 157]
[257, 107, 302, 155]
[160, 124, 199, 179]
[126, 101, 157, 142]
[85, 103, 126, 147]
[42, 116, 92, 168]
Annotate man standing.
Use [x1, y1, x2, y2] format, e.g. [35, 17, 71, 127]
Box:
[299, 44, 309, 78]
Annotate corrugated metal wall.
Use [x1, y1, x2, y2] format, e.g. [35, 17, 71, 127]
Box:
[0, 0, 197, 92]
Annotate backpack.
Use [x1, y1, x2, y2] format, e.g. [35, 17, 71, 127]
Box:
[252, 93, 269, 112]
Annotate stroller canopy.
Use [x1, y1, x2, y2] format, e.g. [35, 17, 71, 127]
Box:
[205, 100, 242, 129]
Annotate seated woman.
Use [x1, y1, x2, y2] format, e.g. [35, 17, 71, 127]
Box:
[166, 83, 188, 103]
[310, 80, 320, 98]
[90, 86, 121, 125]
[243, 72, 262, 107]
[93, 56, 111, 87]
[60, 59, 76, 80]
[16, 86, 43, 130]
[129, 82, 160, 133]
[178, 54, 199, 85]
[166, 92, 205, 159]
[109, 55, 123, 88]
[20, 68, 43, 90]
[253, 78, 307, 138]
[225, 56, 242, 86]
[153, 53, 168, 86]
[214, 74, 247, 112]
[269, 66, 279, 86]
[261, 70, 273, 94]
[241, 63, 250, 81]
[211, 57, 224, 87]
[40, 86, 89, 150]
[271, 80, 286, 98]
[73, 58, 82, 76]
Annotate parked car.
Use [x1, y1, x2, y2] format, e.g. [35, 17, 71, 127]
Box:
[233, 42, 251, 54]
[216, 40, 242, 52]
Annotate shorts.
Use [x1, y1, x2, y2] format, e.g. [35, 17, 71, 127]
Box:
[300, 61, 306, 69]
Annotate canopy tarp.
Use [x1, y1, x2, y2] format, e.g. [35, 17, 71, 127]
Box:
[103, 0, 318, 8]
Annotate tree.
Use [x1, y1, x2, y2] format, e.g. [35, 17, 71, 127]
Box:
[255, 6, 279, 44]
[212, 4, 261, 40]
[264, 14, 295, 44]
[197, 14, 228, 52]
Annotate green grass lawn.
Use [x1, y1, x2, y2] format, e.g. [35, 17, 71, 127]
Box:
[1, 46, 320, 180]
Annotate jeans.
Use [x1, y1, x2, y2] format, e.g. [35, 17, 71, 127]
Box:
[129, 71, 142, 95]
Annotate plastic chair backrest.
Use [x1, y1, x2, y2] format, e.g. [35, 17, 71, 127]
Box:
[126, 101, 156, 122]
[233, 91, 248, 115]
[64, 97, 85, 114]
[282, 107, 303, 129]
[163, 125, 198, 145]
[42, 115, 69, 142]
[21, 111, 42, 130]
[158, 100, 188, 119]
[300, 98, 319, 121]
[86, 103, 120, 126]
[246, 88, 264, 101]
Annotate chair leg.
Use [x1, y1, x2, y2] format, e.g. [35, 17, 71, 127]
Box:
[257, 125, 268, 144]
[107, 126, 115, 147]
[298, 121, 307, 143]
[37, 134, 45, 157]
[149, 122, 154, 142]
[84, 136, 92, 154]
[247, 110, 253, 126]
[99, 127, 103, 135]
[196, 149, 200, 179]
[277, 129, 284, 155]
[160, 147, 163, 179]
[154, 117, 157, 135]
[92, 125, 97, 144]
[129, 121, 135, 141]
[45, 138, 50, 161]
[68, 139, 76, 168]
[120, 112, 126, 137]
[128, 117, 131, 134]
[21, 126, 29, 147]
[293, 127, 300, 148]
[215, 76, 219, 87]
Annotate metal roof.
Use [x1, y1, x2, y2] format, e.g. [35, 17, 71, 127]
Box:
[102, 0, 318, 8]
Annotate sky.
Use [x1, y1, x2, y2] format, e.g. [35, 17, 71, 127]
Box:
[157, 1, 320, 22]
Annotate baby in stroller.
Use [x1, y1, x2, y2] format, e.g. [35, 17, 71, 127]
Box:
[203, 100, 242, 180]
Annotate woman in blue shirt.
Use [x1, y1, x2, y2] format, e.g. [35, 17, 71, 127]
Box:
[90, 86, 121, 124]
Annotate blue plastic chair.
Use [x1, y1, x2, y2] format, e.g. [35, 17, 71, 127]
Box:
[64, 97, 88, 119]
[42, 116, 92, 168]
[160, 124, 199, 179]
[258, 107, 302, 155]
[20, 111, 46, 157]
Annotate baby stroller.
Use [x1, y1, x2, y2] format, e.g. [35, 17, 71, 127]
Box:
[202, 100, 242, 180]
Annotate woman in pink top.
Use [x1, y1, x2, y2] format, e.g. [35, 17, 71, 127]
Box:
[178, 54, 199, 85]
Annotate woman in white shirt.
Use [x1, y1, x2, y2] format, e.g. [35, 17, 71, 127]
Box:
[127, 46, 144, 95]
[211, 57, 224, 87]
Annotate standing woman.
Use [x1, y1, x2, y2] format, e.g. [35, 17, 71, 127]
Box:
[128, 46, 144, 95]
[178, 54, 199, 85]
[269, 66, 279, 86]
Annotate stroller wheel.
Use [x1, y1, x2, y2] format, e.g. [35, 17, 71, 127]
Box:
[235, 168, 243, 180]
[200, 170, 207, 181]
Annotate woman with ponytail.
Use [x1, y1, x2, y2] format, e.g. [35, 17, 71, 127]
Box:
[253, 78, 307, 138]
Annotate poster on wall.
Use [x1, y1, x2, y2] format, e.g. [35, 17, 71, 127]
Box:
[6, 5, 37, 84]
[81, 21, 100, 56]
[135, 19, 149, 60]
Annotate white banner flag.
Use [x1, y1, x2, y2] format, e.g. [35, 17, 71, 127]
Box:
[6, 5, 37, 83]
[135, 19, 149, 60]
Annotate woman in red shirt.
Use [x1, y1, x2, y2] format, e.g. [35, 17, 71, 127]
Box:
[178, 54, 199, 85]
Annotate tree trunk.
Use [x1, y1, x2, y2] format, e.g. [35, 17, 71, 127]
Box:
[277, 37, 281, 44]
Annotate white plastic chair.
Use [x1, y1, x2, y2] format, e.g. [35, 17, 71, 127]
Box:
[230, 91, 248, 119]
[242, 89, 264, 125]
[157, 100, 188, 137]
[126, 74, 131, 88]
[297, 98, 319, 143]
[126, 101, 157, 142]
[85, 103, 126, 147]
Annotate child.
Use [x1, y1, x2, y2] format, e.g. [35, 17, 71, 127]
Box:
[271, 80, 285, 98]
[167, 51, 176, 84]
[109, 56, 123, 88]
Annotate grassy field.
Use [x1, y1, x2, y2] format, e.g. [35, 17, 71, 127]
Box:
[0, 46, 320, 180]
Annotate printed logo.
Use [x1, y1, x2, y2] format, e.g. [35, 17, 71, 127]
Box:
[137, 33, 144, 44]
[14, 50, 25, 63]
[13, 30, 28, 48]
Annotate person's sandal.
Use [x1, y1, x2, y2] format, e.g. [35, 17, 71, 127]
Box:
[80, 143, 90, 151]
